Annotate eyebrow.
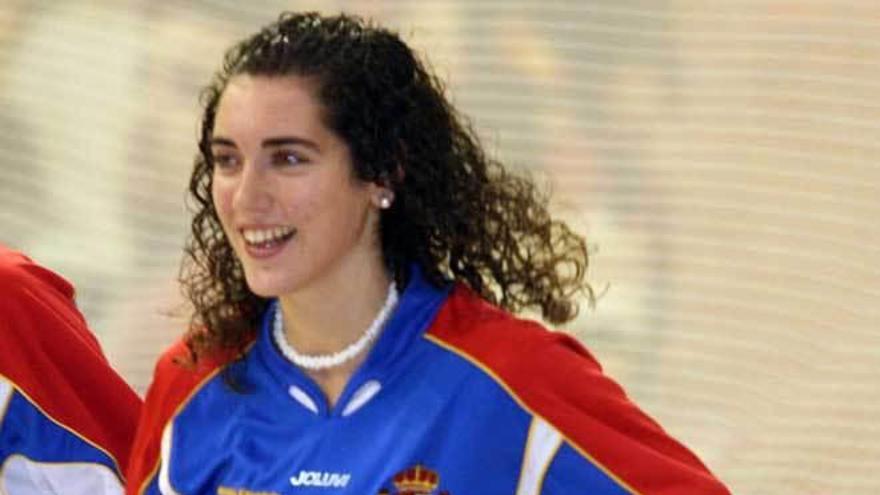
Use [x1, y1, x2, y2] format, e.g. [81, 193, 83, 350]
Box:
[210, 136, 320, 152]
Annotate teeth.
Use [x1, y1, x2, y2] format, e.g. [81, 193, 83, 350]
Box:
[242, 226, 295, 245]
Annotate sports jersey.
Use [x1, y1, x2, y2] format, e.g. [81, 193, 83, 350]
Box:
[127, 267, 730, 494]
[0, 245, 142, 494]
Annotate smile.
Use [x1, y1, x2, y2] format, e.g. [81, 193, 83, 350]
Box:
[242, 226, 296, 246]
[240, 226, 296, 259]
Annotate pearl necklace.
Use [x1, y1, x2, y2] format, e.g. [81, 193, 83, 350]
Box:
[273, 282, 398, 370]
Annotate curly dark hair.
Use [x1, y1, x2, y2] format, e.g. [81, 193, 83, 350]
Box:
[181, 11, 593, 359]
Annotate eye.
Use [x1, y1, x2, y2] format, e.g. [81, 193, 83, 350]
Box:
[212, 153, 241, 170]
[271, 150, 307, 167]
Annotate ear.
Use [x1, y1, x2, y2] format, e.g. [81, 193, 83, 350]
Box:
[371, 169, 400, 209]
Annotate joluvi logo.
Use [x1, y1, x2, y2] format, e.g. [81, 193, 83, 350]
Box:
[289, 470, 351, 488]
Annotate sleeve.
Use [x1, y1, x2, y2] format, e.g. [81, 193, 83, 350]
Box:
[429, 286, 732, 495]
[0, 247, 143, 494]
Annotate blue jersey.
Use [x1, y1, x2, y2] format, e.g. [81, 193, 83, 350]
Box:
[0, 245, 142, 494]
[128, 268, 729, 494]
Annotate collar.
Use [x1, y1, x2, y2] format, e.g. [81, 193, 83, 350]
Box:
[251, 265, 451, 417]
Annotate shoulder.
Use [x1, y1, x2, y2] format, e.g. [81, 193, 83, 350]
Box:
[0, 244, 114, 387]
[0, 245, 95, 350]
[426, 283, 600, 373]
[144, 338, 235, 414]
[427, 285, 729, 494]
[0, 245, 105, 376]
[126, 337, 245, 493]
[426, 284, 608, 415]
[0, 245, 77, 304]
[139, 338, 232, 435]
[142, 332, 255, 422]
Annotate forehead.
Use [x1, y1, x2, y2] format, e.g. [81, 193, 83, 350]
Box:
[213, 75, 328, 135]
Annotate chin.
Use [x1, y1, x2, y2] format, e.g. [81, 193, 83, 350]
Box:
[242, 273, 295, 299]
[246, 285, 279, 298]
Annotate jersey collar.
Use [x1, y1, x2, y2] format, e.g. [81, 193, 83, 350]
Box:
[252, 265, 451, 417]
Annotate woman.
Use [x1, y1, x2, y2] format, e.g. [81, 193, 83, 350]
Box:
[0, 245, 142, 494]
[127, 12, 730, 495]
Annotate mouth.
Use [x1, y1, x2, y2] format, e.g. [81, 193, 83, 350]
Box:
[240, 225, 296, 258]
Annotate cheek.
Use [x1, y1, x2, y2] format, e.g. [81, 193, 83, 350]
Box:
[288, 185, 358, 242]
[328, 188, 375, 240]
[281, 189, 318, 225]
[211, 178, 234, 225]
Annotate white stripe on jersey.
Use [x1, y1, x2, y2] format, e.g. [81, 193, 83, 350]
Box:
[516, 416, 563, 495]
[0, 376, 12, 426]
[0, 454, 123, 495]
[159, 422, 182, 495]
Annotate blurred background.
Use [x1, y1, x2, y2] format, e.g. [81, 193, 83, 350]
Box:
[1, 1, 878, 492]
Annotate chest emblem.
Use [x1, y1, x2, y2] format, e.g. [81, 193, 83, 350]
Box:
[377, 465, 451, 495]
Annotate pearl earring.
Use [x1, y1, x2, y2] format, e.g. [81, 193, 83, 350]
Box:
[379, 195, 392, 209]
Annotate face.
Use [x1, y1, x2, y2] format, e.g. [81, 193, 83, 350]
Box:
[210, 75, 386, 298]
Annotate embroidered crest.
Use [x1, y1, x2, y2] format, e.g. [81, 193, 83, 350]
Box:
[377, 464, 450, 495]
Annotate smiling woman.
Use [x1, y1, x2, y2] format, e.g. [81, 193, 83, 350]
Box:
[125, 11, 730, 495]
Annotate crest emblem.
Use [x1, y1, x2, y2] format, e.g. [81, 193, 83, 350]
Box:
[377, 464, 450, 495]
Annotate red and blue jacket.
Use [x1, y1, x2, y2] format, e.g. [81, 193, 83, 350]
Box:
[127, 267, 729, 494]
[0, 245, 142, 493]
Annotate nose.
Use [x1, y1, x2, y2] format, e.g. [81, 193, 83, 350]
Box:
[232, 163, 273, 214]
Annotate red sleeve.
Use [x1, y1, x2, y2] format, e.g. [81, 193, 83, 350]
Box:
[0, 246, 142, 478]
[428, 286, 731, 495]
[125, 339, 235, 494]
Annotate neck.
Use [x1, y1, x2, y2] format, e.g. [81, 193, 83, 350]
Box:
[277, 257, 392, 359]
[276, 256, 392, 408]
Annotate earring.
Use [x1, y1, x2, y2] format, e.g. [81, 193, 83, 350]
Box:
[377, 190, 394, 209]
